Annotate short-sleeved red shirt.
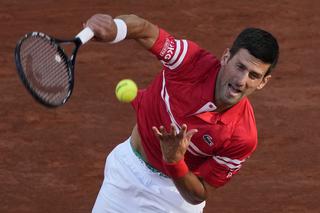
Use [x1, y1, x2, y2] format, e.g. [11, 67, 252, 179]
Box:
[132, 29, 257, 187]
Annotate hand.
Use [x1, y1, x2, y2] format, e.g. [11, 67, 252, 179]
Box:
[152, 123, 198, 163]
[84, 14, 117, 42]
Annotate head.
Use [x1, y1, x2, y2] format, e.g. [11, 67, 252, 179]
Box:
[215, 28, 279, 109]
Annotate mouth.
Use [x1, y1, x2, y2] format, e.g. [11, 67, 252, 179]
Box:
[227, 83, 242, 97]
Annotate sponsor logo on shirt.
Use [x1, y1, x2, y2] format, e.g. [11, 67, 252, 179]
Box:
[202, 134, 214, 146]
[160, 38, 175, 61]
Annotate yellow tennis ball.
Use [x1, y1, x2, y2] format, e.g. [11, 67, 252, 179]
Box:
[115, 79, 138, 103]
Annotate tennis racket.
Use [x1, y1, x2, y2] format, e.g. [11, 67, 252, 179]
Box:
[14, 27, 94, 107]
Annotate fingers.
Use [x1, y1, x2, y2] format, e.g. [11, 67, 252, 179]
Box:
[152, 126, 162, 138]
[159, 125, 166, 134]
[178, 124, 198, 140]
[152, 125, 168, 141]
[177, 124, 188, 136]
[152, 124, 175, 142]
[180, 124, 187, 133]
[153, 124, 197, 140]
[170, 123, 177, 136]
[185, 128, 198, 141]
[83, 14, 115, 42]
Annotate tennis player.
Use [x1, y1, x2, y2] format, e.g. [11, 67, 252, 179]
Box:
[86, 14, 279, 213]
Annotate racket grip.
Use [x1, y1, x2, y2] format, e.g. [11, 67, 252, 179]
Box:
[76, 27, 94, 44]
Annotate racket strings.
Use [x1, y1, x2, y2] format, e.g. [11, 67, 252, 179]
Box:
[19, 36, 71, 105]
[22, 37, 69, 87]
[21, 38, 68, 87]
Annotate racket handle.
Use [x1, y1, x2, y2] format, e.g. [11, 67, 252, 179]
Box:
[76, 27, 94, 44]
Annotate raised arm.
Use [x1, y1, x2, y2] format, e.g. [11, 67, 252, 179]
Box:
[84, 14, 159, 49]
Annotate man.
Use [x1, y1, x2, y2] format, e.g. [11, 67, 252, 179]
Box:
[86, 14, 279, 213]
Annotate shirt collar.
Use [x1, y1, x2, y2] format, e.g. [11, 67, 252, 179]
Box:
[219, 99, 246, 124]
[195, 98, 247, 125]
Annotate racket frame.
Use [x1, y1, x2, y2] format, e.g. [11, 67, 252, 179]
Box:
[14, 32, 82, 107]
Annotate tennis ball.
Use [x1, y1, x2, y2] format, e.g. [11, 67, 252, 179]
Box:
[115, 79, 138, 103]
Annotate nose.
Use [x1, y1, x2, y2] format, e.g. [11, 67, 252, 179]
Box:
[234, 71, 248, 88]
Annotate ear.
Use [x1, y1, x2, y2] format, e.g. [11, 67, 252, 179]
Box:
[220, 48, 230, 66]
[257, 75, 271, 90]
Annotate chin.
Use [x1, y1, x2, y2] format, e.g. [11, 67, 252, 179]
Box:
[223, 96, 241, 106]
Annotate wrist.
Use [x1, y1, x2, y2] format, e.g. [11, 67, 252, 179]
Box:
[110, 19, 127, 43]
[162, 158, 189, 179]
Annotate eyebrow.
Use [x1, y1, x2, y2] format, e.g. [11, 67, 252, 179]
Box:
[237, 62, 263, 78]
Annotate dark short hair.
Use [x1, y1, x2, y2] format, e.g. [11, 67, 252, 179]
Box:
[229, 28, 279, 76]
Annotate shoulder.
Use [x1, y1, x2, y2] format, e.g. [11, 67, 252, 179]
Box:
[151, 28, 219, 73]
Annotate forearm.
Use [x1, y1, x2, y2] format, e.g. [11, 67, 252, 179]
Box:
[85, 14, 159, 49]
[116, 14, 159, 49]
[172, 172, 208, 205]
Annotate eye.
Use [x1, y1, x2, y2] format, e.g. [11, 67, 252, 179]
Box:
[236, 63, 245, 71]
[249, 72, 261, 80]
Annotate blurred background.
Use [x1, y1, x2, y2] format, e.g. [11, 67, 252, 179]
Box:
[0, 0, 319, 212]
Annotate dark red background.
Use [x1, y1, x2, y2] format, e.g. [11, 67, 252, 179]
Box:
[1, 1, 319, 212]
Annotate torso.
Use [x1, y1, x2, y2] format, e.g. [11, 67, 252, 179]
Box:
[130, 124, 148, 161]
[130, 29, 258, 186]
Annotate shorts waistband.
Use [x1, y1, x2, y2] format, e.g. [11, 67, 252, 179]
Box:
[129, 138, 168, 178]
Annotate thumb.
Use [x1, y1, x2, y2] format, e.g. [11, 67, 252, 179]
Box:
[185, 129, 198, 141]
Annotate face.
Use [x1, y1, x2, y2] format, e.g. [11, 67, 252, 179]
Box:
[215, 48, 271, 109]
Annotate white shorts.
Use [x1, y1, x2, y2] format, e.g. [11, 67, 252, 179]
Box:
[92, 138, 205, 213]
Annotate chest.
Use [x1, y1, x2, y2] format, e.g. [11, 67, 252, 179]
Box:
[182, 114, 235, 157]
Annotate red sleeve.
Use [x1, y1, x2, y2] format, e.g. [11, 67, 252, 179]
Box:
[149, 28, 200, 73]
[194, 135, 257, 188]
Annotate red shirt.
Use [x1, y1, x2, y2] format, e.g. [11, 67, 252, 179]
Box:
[132, 29, 257, 187]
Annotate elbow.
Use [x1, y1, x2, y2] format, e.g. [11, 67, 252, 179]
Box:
[185, 190, 208, 205]
[188, 199, 206, 205]
[187, 196, 207, 205]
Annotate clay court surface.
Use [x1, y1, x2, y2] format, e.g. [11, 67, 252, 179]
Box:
[0, 0, 319, 212]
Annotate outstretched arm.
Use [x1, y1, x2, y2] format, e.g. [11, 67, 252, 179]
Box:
[84, 14, 159, 49]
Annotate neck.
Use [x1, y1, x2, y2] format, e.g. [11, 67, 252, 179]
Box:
[214, 104, 232, 113]
[213, 96, 234, 113]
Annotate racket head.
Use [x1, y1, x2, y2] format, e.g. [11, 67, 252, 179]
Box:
[15, 32, 74, 107]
